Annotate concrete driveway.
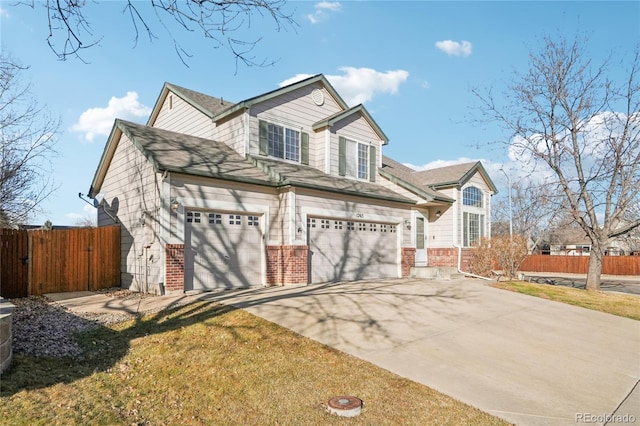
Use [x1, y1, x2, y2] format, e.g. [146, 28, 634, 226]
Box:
[203, 278, 640, 425]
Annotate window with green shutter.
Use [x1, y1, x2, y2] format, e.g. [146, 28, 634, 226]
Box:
[339, 136, 372, 181]
[258, 119, 305, 163]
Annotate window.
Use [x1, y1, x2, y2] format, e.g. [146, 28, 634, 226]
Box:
[463, 187, 483, 207]
[463, 212, 485, 247]
[339, 137, 376, 182]
[259, 120, 309, 164]
[208, 213, 222, 224]
[187, 212, 201, 223]
[345, 139, 368, 179]
[267, 123, 299, 162]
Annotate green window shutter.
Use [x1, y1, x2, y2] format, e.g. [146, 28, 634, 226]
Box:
[338, 136, 346, 176]
[369, 145, 376, 182]
[301, 132, 309, 165]
[259, 120, 268, 156]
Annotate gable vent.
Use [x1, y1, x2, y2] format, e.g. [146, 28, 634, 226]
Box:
[311, 89, 325, 106]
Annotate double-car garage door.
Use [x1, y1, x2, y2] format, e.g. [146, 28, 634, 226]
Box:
[184, 211, 262, 291]
[307, 217, 399, 283]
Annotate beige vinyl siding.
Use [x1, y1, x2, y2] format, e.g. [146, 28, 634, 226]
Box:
[247, 83, 344, 166]
[295, 188, 412, 247]
[428, 190, 456, 247]
[213, 112, 247, 156]
[329, 115, 382, 178]
[97, 135, 163, 292]
[152, 93, 214, 138]
[376, 176, 423, 203]
[169, 174, 281, 244]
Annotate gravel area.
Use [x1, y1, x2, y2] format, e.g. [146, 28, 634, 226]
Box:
[9, 288, 187, 359]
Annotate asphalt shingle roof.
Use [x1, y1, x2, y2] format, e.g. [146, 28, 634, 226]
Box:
[117, 120, 273, 186]
[413, 162, 479, 187]
[249, 156, 415, 204]
[165, 83, 235, 118]
[116, 120, 414, 204]
[381, 156, 455, 202]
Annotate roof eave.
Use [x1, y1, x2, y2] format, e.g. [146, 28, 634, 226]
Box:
[379, 169, 454, 203]
[312, 104, 389, 144]
[88, 123, 123, 198]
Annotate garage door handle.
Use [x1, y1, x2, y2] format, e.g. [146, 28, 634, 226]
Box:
[224, 255, 230, 259]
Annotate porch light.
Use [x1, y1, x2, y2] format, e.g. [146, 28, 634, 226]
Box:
[435, 210, 442, 219]
[170, 198, 180, 211]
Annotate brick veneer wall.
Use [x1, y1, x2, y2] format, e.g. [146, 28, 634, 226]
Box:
[427, 248, 458, 268]
[165, 244, 185, 292]
[266, 245, 308, 286]
[427, 247, 474, 272]
[401, 247, 416, 277]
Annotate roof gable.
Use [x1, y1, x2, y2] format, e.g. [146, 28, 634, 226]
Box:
[212, 74, 349, 122]
[313, 104, 389, 144]
[414, 161, 498, 193]
[147, 82, 235, 126]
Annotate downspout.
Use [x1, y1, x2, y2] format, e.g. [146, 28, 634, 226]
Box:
[453, 189, 493, 281]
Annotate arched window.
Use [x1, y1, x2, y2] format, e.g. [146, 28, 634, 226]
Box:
[463, 186, 483, 208]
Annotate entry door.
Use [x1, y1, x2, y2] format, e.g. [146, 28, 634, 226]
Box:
[415, 214, 427, 266]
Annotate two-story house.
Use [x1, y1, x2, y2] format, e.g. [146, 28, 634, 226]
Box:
[88, 74, 496, 293]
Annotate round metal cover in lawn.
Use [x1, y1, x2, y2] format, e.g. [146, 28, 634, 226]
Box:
[327, 396, 362, 417]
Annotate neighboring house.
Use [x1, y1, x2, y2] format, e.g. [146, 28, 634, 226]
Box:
[88, 75, 496, 293]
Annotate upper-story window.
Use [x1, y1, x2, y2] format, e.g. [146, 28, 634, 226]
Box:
[339, 136, 376, 182]
[268, 124, 300, 162]
[463, 186, 483, 207]
[259, 120, 309, 165]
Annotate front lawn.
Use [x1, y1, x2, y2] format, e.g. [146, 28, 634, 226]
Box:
[492, 281, 640, 321]
[1, 301, 505, 425]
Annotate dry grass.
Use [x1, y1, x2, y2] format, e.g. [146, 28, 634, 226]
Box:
[1, 301, 506, 425]
[492, 281, 640, 321]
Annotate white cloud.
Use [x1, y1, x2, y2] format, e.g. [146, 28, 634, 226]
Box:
[328, 67, 409, 106]
[279, 67, 409, 106]
[421, 80, 431, 89]
[279, 74, 315, 87]
[435, 40, 472, 57]
[65, 204, 96, 225]
[0, 8, 9, 18]
[307, 1, 342, 24]
[407, 157, 484, 171]
[71, 92, 151, 142]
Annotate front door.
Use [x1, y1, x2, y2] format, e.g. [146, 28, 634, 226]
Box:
[415, 213, 427, 266]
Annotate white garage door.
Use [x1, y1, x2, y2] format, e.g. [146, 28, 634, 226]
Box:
[185, 211, 263, 291]
[307, 217, 399, 284]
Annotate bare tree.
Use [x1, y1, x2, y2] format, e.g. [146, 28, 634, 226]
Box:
[475, 35, 640, 290]
[0, 56, 59, 227]
[17, 0, 297, 68]
[492, 178, 565, 253]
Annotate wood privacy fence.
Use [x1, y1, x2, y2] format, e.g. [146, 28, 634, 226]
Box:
[0, 226, 120, 298]
[520, 255, 640, 276]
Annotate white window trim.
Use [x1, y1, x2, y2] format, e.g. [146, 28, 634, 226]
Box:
[266, 121, 302, 163]
[344, 137, 370, 181]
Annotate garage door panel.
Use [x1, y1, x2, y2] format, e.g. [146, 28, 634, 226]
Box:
[308, 218, 398, 284]
[185, 211, 262, 291]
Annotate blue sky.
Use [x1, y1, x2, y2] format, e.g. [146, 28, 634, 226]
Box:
[1, 1, 639, 225]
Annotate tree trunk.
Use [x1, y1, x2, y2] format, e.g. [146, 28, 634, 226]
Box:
[585, 248, 603, 291]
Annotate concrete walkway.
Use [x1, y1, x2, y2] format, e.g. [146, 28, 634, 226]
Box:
[47, 279, 640, 425]
[200, 278, 640, 426]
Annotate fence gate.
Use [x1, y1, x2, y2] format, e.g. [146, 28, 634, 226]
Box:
[0, 229, 29, 298]
[0, 226, 121, 298]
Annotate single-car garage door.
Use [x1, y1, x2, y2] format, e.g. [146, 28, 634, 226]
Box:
[185, 211, 263, 291]
[307, 217, 399, 284]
